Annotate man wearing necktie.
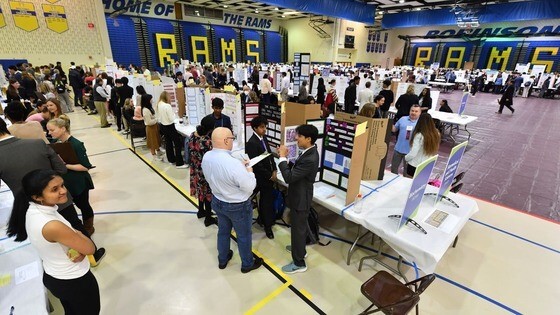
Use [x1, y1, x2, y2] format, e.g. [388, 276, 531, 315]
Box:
[278, 124, 320, 274]
[245, 116, 278, 239]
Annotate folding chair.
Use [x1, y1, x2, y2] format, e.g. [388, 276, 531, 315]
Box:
[359, 271, 435, 315]
[129, 121, 146, 151]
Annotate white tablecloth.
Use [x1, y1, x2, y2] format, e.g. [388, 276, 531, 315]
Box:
[277, 169, 479, 274]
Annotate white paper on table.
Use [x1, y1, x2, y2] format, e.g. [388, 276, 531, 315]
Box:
[424, 211, 460, 234]
[315, 186, 335, 198]
[249, 153, 271, 167]
[15, 261, 39, 285]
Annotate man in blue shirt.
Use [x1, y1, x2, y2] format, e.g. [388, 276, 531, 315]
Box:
[202, 127, 262, 273]
[391, 105, 421, 176]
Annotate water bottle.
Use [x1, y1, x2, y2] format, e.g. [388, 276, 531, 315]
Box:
[354, 193, 363, 214]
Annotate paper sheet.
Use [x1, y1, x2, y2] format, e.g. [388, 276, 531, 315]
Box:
[15, 261, 39, 285]
[249, 153, 271, 167]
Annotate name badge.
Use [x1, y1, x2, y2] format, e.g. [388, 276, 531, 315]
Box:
[405, 125, 413, 140]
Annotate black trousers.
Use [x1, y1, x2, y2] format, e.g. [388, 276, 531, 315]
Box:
[161, 124, 184, 166]
[498, 102, 514, 113]
[198, 199, 212, 218]
[58, 204, 90, 237]
[73, 189, 94, 222]
[43, 271, 100, 315]
[73, 88, 83, 108]
[255, 178, 275, 229]
[114, 105, 123, 130]
[290, 208, 310, 267]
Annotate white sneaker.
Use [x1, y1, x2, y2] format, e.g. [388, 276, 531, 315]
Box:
[176, 164, 188, 169]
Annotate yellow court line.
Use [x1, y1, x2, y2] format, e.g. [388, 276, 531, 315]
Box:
[244, 282, 291, 315]
[252, 249, 294, 283]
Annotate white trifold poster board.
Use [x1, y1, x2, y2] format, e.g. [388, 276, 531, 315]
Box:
[185, 87, 209, 125]
[395, 83, 440, 111]
[160, 76, 178, 109]
[210, 92, 244, 146]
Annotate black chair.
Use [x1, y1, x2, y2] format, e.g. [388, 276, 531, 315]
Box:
[359, 271, 436, 315]
[129, 120, 146, 151]
[452, 171, 466, 186]
[450, 183, 463, 194]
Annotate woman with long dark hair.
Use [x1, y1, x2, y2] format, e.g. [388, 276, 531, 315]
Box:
[7, 169, 100, 314]
[47, 116, 97, 235]
[188, 116, 217, 227]
[418, 87, 432, 113]
[141, 94, 162, 160]
[316, 77, 326, 105]
[6, 79, 22, 103]
[405, 113, 440, 177]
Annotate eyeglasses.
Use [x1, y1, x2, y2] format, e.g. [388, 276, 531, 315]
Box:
[224, 136, 236, 144]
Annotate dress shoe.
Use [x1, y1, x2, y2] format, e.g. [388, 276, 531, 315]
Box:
[197, 210, 206, 219]
[204, 216, 217, 227]
[101, 123, 112, 128]
[265, 228, 274, 239]
[219, 250, 234, 269]
[241, 257, 263, 273]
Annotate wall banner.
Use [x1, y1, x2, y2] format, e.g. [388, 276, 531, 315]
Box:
[0, 7, 6, 28]
[9, 1, 39, 32]
[45, 0, 61, 3]
[42, 4, 68, 34]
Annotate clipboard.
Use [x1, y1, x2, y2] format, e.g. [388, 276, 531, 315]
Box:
[49, 142, 80, 164]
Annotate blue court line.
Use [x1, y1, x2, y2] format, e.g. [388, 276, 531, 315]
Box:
[469, 218, 560, 255]
[0, 242, 30, 256]
[315, 231, 522, 315]
[94, 210, 198, 216]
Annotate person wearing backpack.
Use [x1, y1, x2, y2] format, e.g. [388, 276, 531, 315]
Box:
[278, 124, 319, 274]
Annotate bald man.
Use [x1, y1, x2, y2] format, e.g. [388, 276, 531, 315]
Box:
[201, 127, 263, 273]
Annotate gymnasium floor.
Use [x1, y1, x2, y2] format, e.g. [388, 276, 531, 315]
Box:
[1, 102, 559, 314]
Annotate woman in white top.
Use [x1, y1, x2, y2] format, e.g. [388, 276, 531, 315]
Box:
[157, 91, 187, 168]
[7, 169, 100, 315]
[405, 113, 440, 177]
[141, 94, 163, 160]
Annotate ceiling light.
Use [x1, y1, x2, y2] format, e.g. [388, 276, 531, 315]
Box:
[281, 15, 285, 18]
[416, 8, 421, 11]
[399, 0, 404, 3]
[255, 9, 259, 13]
[275, 7, 279, 11]
[223, 5, 228, 8]
[283, 11, 299, 15]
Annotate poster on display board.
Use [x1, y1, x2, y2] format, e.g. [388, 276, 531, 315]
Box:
[259, 103, 282, 152]
[161, 76, 178, 108]
[531, 65, 546, 78]
[244, 103, 260, 146]
[515, 63, 530, 73]
[185, 87, 208, 125]
[397, 155, 438, 232]
[212, 92, 243, 146]
[436, 141, 468, 205]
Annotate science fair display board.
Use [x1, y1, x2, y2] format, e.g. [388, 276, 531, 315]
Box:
[321, 119, 369, 205]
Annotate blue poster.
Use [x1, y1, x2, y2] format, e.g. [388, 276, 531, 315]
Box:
[398, 155, 438, 231]
[458, 92, 469, 116]
[436, 141, 468, 203]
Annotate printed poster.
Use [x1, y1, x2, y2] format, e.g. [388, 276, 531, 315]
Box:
[42, 4, 68, 34]
[436, 141, 468, 203]
[398, 155, 438, 231]
[10, 1, 39, 32]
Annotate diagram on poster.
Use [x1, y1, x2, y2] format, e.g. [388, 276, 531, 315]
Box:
[320, 119, 357, 191]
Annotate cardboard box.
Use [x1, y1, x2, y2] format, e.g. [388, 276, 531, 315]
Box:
[334, 112, 390, 180]
[281, 102, 321, 141]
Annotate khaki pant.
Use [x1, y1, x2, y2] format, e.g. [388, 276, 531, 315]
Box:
[94, 101, 109, 127]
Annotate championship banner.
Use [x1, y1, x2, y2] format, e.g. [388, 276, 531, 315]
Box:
[42, 4, 68, 33]
[9, 1, 39, 32]
[45, 0, 61, 3]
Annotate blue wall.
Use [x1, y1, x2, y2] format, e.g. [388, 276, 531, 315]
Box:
[106, 16, 141, 68]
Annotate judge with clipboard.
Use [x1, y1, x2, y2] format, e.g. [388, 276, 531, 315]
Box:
[47, 116, 98, 237]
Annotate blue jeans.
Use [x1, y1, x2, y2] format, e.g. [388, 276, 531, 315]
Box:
[212, 196, 254, 269]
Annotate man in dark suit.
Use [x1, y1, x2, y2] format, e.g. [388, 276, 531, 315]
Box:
[116, 76, 134, 133]
[497, 80, 515, 114]
[245, 116, 278, 239]
[0, 118, 106, 265]
[344, 76, 360, 114]
[278, 124, 319, 274]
